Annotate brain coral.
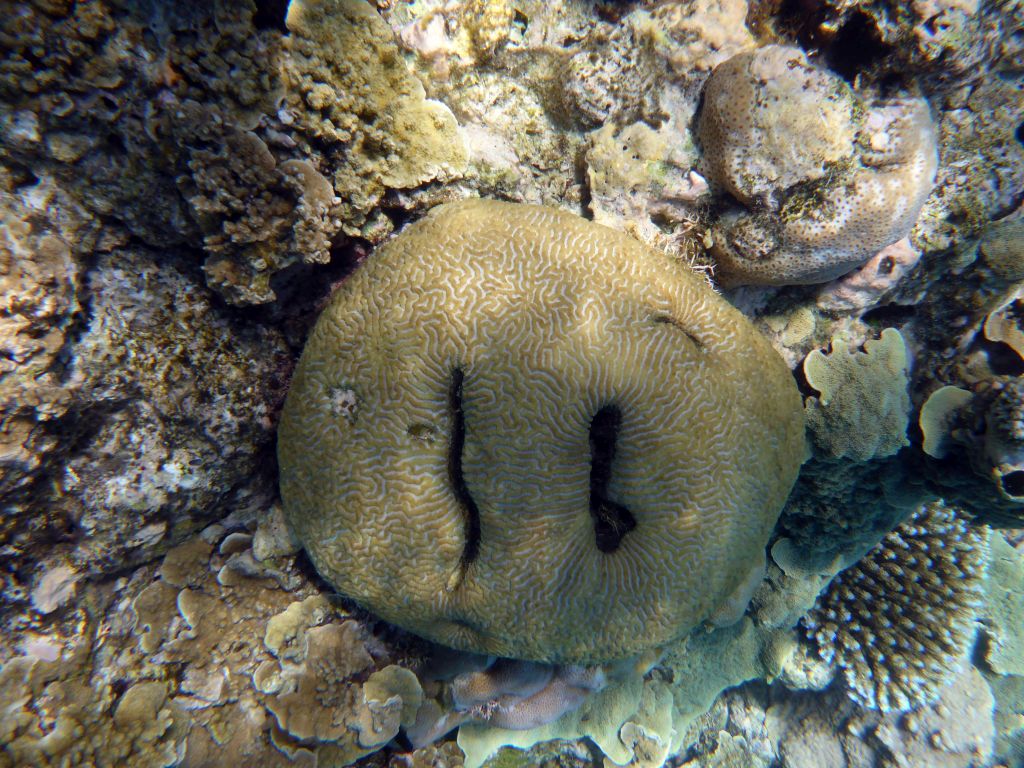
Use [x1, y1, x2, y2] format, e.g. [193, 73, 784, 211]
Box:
[696, 45, 938, 286]
[803, 502, 990, 712]
[278, 199, 804, 663]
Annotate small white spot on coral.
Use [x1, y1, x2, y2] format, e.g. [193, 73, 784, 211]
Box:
[328, 387, 358, 420]
[31, 565, 79, 614]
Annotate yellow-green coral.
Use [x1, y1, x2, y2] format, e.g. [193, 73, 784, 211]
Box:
[283, 0, 466, 238]
[803, 328, 911, 462]
[278, 198, 804, 664]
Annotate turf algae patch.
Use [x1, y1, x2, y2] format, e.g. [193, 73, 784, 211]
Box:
[278, 199, 804, 663]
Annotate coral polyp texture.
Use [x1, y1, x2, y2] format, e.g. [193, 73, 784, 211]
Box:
[278, 199, 805, 664]
[802, 328, 911, 462]
[696, 45, 938, 286]
[803, 502, 990, 712]
[984, 379, 1024, 502]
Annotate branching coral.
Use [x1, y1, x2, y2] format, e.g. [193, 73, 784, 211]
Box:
[696, 45, 938, 286]
[803, 501, 990, 711]
[278, 199, 804, 664]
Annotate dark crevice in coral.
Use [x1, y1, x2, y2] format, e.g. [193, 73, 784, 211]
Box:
[1002, 471, 1024, 498]
[575, 146, 594, 220]
[651, 313, 705, 349]
[253, 0, 290, 31]
[448, 368, 481, 576]
[976, 337, 1024, 377]
[821, 11, 895, 82]
[263, 238, 365, 349]
[860, 302, 917, 329]
[775, 1, 895, 83]
[588, 404, 636, 553]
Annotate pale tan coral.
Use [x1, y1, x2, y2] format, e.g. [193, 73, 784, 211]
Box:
[637, 0, 755, 75]
[803, 502, 990, 711]
[698, 46, 858, 208]
[984, 286, 1024, 363]
[0, 645, 188, 768]
[265, 622, 380, 754]
[560, 26, 662, 128]
[696, 46, 938, 286]
[121, 530, 424, 766]
[585, 121, 707, 256]
[919, 385, 974, 459]
[465, 0, 514, 59]
[279, 199, 804, 664]
[981, 532, 1024, 678]
[803, 328, 911, 462]
[0, 182, 88, 488]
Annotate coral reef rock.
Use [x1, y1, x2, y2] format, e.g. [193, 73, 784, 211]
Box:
[278, 199, 805, 664]
[0, 0, 467, 306]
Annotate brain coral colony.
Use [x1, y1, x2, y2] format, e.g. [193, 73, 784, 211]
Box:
[2, 0, 1024, 767]
[277, 199, 805, 663]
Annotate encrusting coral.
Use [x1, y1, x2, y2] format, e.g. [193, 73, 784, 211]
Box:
[803, 501, 990, 712]
[0, 181, 89, 501]
[0, 0, 466, 305]
[282, 0, 466, 235]
[278, 198, 805, 664]
[802, 328, 912, 462]
[696, 45, 938, 286]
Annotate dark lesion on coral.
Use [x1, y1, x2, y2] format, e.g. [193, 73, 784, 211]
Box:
[448, 367, 482, 579]
[588, 404, 637, 553]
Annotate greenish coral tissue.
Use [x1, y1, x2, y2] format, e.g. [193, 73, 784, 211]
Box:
[278, 199, 805, 664]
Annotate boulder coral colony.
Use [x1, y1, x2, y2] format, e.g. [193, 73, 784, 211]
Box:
[0, 1, 1022, 768]
[277, 199, 805, 663]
